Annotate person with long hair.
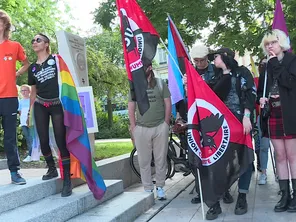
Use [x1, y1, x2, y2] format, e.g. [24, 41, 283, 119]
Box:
[259, 29, 296, 212]
[128, 63, 172, 200]
[0, 10, 30, 185]
[28, 33, 72, 197]
[205, 48, 256, 220]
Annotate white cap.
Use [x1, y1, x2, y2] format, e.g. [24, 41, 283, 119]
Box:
[190, 44, 209, 59]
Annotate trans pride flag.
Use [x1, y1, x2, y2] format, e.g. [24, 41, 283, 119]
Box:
[167, 16, 186, 105]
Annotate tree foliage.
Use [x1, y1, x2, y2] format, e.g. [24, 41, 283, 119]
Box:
[94, 0, 295, 57]
[1, 0, 73, 85]
[86, 29, 128, 126]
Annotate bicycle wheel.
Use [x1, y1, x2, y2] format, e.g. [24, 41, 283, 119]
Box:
[168, 142, 176, 178]
[130, 147, 141, 178]
[130, 147, 172, 180]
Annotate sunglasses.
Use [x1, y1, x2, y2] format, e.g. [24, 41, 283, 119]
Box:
[31, 38, 44, 44]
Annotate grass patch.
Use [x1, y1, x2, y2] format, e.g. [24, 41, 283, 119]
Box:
[94, 142, 134, 160]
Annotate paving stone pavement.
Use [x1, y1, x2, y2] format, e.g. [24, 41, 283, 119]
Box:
[148, 160, 296, 222]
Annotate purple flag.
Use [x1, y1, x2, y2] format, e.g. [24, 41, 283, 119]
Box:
[272, 0, 291, 50]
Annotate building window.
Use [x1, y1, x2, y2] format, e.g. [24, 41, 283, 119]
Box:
[158, 48, 167, 64]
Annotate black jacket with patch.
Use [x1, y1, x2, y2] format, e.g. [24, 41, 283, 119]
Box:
[257, 52, 296, 136]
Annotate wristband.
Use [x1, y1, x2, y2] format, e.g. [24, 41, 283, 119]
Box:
[244, 113, 250, 118]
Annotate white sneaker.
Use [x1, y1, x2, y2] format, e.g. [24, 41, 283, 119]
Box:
[156, 187, 166, 200]
[258, 173, 267, 185]
[23, 156, 32, 162]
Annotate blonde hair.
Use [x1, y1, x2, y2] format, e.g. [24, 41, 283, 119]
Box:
[260, 29, 290, 55]
[0, 10, 12, 39]
[20, 84, 31, 92]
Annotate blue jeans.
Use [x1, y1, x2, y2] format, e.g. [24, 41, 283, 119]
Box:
[21, 126, 32, 156]
[0, 98, 20, 172]
[238, 163, 253, 193]
[257, 116, 270, 170]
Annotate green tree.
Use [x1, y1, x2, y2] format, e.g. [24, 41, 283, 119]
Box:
[86, 30, 128, 127]
[1, 0, 73, 85]
[94, 0, 295, 57]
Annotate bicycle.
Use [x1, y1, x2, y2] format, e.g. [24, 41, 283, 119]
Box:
[129, 147, 173, 182]
[130, 120, 191, 181]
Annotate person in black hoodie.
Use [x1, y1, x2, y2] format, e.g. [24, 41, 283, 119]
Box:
[205, 48, 256, 220]
[259, 29, 296, 212]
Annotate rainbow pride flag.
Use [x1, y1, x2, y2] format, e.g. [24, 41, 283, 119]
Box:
[28, 54, 106, 199]
[55, 54, 106, 199]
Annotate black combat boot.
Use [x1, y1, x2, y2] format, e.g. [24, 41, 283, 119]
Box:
[287, 179, 296, 212]
[191, 194, 201, 204]
[223, 190, 234, 204]
[42, 158, 58, 180]
[206, 201, 222, 220]
[235, 193, 248, 215]
[61, 164, 72, 197]
[274, 180, 290, 212]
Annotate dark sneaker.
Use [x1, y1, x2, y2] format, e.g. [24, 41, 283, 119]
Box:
[206, 202, 222, 220]
[191, 195, 201, 204]
[42, 167, 58, 180]
[223, 190, 234, 204]
[11, 172, 26, 185]
[235, 193, 248, 215]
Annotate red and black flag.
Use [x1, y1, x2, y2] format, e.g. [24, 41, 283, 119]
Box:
[116, 0, 160, 115]
[186, 58, 254, 207]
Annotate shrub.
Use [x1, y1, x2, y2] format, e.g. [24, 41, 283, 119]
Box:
[0, 117, 25, 153]
[94, 102, 130, 139]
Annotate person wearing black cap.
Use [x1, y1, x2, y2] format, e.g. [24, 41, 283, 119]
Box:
[204, 47, 256, 220]
[181, 44, 233, 205]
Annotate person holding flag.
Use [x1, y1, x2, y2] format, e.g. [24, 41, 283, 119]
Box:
[181, 44, 233, 205]
[28, 33, 106, 199]
[190, 44, 216, 82]
[116, 0, 172, 200]
[204, 47, 256, 220]
[259, 29, 296, 212]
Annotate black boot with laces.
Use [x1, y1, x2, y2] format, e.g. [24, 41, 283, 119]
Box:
[235, 193, 248, 215]
[206, 201, 222, 220]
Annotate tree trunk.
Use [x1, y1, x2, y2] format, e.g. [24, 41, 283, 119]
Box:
[107, 91, 113, 127]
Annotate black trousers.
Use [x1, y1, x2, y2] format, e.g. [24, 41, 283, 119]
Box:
[0, 98, 20, 172]
[34, 102, 70, 165]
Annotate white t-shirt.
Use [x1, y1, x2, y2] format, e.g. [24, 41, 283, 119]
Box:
[18, 98, 30, 126]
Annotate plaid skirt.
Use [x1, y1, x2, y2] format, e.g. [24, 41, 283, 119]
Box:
[268, 98, 296, 139]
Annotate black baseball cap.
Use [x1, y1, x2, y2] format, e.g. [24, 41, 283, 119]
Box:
[208, 47, 235, 61]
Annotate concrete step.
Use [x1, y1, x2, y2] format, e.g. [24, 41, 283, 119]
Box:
[0, 159, 7, 170]
[68, 191, 154, 222]
[0, 180, 123, 222]
[0, 176, 85, 214]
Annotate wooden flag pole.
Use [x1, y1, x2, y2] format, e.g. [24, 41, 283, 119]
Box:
[159, 37, 184, 78]
[197, 168, 205, 220]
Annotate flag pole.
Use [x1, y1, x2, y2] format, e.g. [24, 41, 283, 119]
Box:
[197, 168, 205, 220]
[160, 37, 184, 78]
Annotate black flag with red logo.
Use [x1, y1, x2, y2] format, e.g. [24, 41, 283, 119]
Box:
[186, 58, 254, 207]
[116, 0, 160, 115]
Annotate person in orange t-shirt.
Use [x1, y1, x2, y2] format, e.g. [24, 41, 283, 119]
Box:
[0, 10, 30, 185]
